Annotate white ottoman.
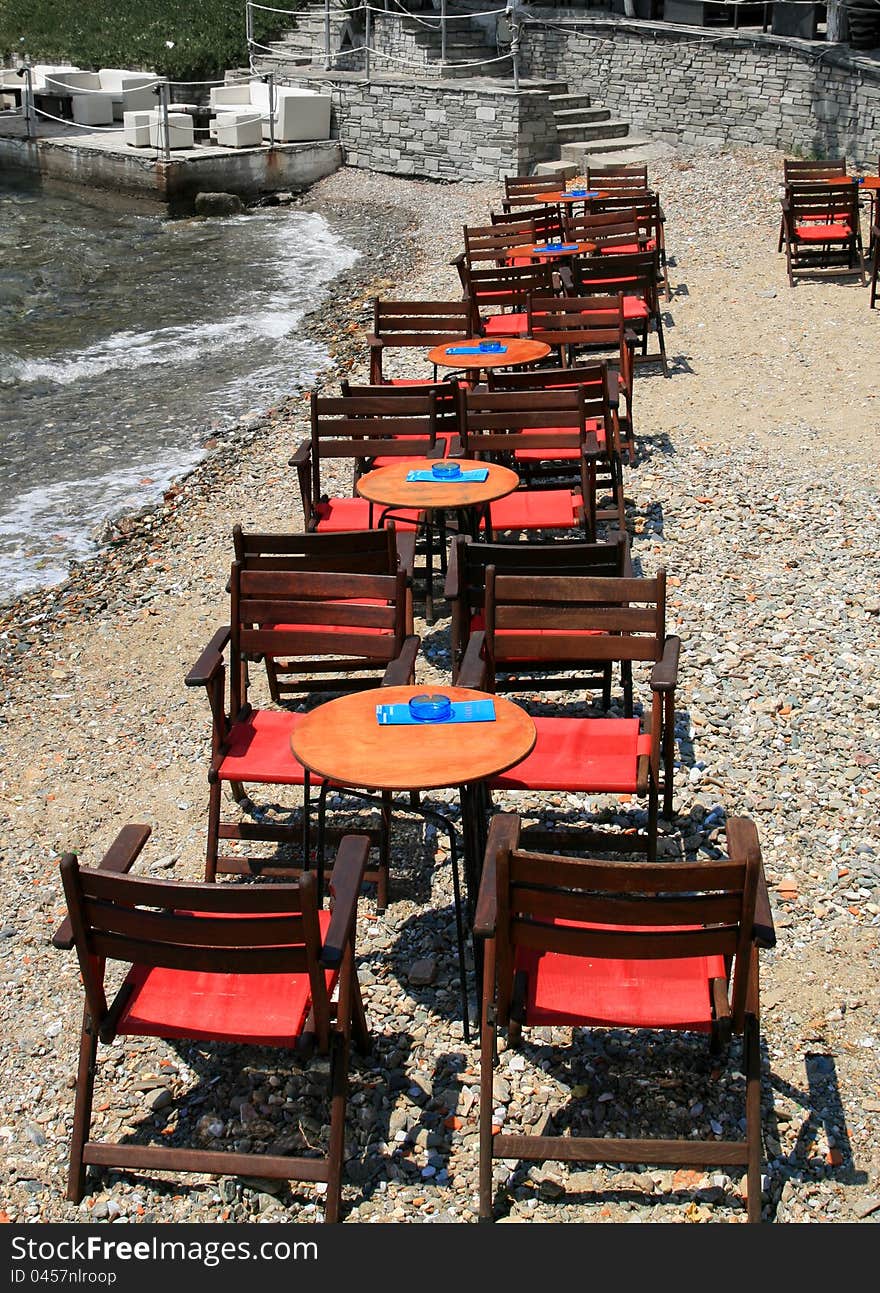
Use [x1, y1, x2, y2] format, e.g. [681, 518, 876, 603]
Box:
[71, 93, 115, 125]
[149, 111, 195, 150]
[123, 110, 152, 147]
[212, 108, 262, 148]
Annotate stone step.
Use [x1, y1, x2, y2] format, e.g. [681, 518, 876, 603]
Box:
[548, 92, 592, 110]
[533, 159, 580, 179]
[568, 117, 630, 142]
[553, 105, 610, 122]
[560, 132, 656, 164]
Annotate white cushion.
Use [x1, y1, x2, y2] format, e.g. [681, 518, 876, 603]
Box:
[212, 110, 263, 148]
[45, 70, 101, 93]
[148, 111, 195, 149]
[210, 84, 252, 108]
[123, 110, 153, 147]
[71, 93, 115, 125]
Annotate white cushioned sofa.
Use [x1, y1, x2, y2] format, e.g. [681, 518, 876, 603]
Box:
[209, 79, 331, 143]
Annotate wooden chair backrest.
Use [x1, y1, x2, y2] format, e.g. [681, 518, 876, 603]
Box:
[60, 858, 331, 1045]
[461, 262, 556, 331]
[783, 158, 847, 182]
[491, 205, 565, 241]
[458, 385, 595, 460]
[786, 183, 859, 226]
[590, 190, 663, 237]
[586, 163, 649, 189]
[463, 220, 538, 265]
[526, 293, 627, 366]
[491, 835, 759, 1032]
[340, 380, 459, 436]
[230, 562, 408, 711]
[564, 209, 644, 250]
[372, 298, 472, 348]
[572, 251, 661, 309]
[504, 172, 570, 199]
[232, 523, 400, 574]
[309, 389, 438, 499]
[484, 568, 666, 671]
[486, 360, 611, 397]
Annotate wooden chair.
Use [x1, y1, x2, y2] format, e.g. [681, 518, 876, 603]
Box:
[591, 189, 670, 297]
[563, 208, 648, 256]
[456, 385, 604, 540]
[339, 379, 461, 461]
[777, 161, 848, 252]
[504, 171, 571, 201]
[231, 523, 417, 699]
[526, 293, 635, 419]
[53, 826, 370, 1221]
[478, 365, 627, 531]
[458, 569, 679, 861]
[458, 260, 557, 338]
[491, 204, 565, 243]
[186, 560, 418, 901]
[461, 219, 538, 270]
[291, 389, 441, 534]
[487, 360, 633, 464]
[571, 251, 669, 377]
[475, 813, 776, 1222]
[445, 530, 631, 692]
[869, 225, 879, 308]
[781, 182, 864, 285]
[367, 298, 472, 384]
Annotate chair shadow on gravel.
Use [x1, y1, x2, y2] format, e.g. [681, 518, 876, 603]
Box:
[764, 1053, 868, 1209]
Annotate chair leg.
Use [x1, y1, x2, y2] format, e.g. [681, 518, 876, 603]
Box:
[324, 1030, 348, 1224]
[67, 1010, 98, 1203]
[478, 973, 497, 1220]
[744, 1012, 762, 1223]
[647, 781, 658, 864]
[351, 974, 371, 1055]
[663, 692, 676, 820]
[378, 791, 392, 914]
[655, 314, 669, 378]
[205, 774, 221, 882]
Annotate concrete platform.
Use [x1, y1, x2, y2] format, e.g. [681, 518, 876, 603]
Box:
[0, 116, 342, 210]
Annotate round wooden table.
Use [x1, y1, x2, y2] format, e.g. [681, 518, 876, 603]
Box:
[291, 684, 535, 793]
[535, 188, 609, 205]
[356, 459, 520, 623]
[427, 337, 551, 370]
[291, 684, 536, 1037]
[529, 240, 597, 259]
[357, 458, 519, 515]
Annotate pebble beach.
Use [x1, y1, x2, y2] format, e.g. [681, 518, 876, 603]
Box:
[1, 144, 879, 1226]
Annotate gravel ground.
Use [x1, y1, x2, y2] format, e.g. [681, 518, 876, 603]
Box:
[1, 145, 879, 1226]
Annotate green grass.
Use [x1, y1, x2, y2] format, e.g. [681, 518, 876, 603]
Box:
[0, 0, 298, 82]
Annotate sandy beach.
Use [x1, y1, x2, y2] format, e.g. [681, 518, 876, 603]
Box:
[1, 143, 878, 1225]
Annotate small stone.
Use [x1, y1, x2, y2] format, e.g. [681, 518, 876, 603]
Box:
[145, 1088, 173, 1112]
[408, 959, 436, 987]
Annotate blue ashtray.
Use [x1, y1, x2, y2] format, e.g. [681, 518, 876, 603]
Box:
[431, 462, 462, 479]
[856, 176, 865, 185]
[478, 341, 503, 353]
[408, 693, 453, 723]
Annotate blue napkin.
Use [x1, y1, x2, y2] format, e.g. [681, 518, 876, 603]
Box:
[376, 699, 497, 725]
[567, 189, 599, 198]
[535, 243, 578, 253]
[445, 344, 507, 355]
[405, 468, 489, 483]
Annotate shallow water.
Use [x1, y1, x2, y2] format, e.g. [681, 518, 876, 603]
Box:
[0, 180, 359, 600]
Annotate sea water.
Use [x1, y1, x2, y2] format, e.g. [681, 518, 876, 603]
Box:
[0, 180, 360, 600]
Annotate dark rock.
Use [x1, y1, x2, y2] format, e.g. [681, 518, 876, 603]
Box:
[194, 192, 244, 218]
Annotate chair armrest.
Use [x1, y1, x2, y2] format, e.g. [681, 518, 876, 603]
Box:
[473, 812, 521, 937]
[185, 626, 231, 688]
[651, 635, 680, 693]
[450, 250, 466, 269]
[606, 368, 620, 408]
[289, 440, 311, 468]
[366, 333, 383, 352]
[53, 825, 152, 949]
[457, 630, 488, 690]
[392, 528, 417, 581]
[382, 634, 420, 686]
[321, 833, 369, 969]
[726, 816, 777, 949]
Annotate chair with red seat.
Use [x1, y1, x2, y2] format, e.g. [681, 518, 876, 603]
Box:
[186, 559, 418, 902]
[458, 568, 678, 862]
[571, 251, 668, 377]
[445, 530, 631, 694]
[490, 203, 566, 244]
[52, 824, 371, 1221]
[456, 384, 611, 540]
[590, 189, 669, 298]
[777, 159, 847, 251]
[585, 162, 649, 191]
[474, 812, 776, 1222]
[488, 359, 635, 465]
[458, 260, 557, 339]
[367, 299, 472, 385]
[563, 208, 647, 257]
[460, 219, 539, 272]
[503, 170, 571, 202]
[781, 182, 864, 285]
[526, 292, 636, 422]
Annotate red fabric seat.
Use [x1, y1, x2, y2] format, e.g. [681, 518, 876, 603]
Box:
[315, 496, 421, 532]
[487, 489, 582, 532]
[513, 418, 607, 460]
[489, 716, 652, 791]
[481, 312, 528, 336]
[515, 924, 725, 1031]
[795, 222, 852, 241]
[599, 241, 643, 256]
[218, 708, 308, 786]
[116, 910, 335, 1045]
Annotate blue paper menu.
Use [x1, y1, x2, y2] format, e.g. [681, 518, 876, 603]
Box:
[376, 700, 497, 725]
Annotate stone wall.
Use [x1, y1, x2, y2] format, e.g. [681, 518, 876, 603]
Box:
[311, 74, 560, 179]
[519, 13, 880, 163]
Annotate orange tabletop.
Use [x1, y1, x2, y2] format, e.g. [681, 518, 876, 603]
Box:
[356, 458, 519, 512]
[428, 337, 551, 369]
[290, 685, 536, 793]
[856, 176, 880, 191]
[529, 240, 597, 258]
[536, 189, 609, 204]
